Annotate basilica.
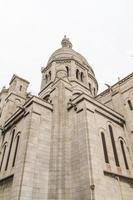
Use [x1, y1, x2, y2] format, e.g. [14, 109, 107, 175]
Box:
[0, 36, 133, 200]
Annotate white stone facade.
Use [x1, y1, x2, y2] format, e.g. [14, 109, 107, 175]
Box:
[0, 36, 133, 200]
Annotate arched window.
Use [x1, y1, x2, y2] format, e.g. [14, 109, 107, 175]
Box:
[66, 66, 69, 77]
[76, 69, 79, 79]
[108, 125, 120, 167]
[101, 132, 109, 163]
[81, 72, 83, 82]
[0, 144, 7, 171]
[89, 83, 92, 93]
[127, 100, 133, 110]
[5, 129, 15, 170]
[45, 74, 48, 84]
[12, 135, 20, 167]
[19, 85, 22, 91]
[120, 140, 129, 170]
[94, 88, 96, 96]
[49, 71, 51, 80]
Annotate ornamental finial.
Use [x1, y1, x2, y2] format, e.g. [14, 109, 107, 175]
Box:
[61, 35, 72, 48]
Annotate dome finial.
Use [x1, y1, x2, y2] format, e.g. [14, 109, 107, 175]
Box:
[61, 35, 72, 48]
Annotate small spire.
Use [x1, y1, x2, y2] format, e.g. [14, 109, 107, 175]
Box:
[61, 35, 72, 48]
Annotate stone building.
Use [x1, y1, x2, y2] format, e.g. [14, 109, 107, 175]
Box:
[0, 36, 133, 200]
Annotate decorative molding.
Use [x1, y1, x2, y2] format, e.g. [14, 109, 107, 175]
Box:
[76, 108, 83, 113]
[69, 94, 125, 123]
[95, 109, 124, 127]
[87, 108, 94, 113]
[97, 72, 133, 98]
[104, 170, 133, 182]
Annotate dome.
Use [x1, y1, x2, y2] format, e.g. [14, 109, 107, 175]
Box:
[47, 36, 94, 75]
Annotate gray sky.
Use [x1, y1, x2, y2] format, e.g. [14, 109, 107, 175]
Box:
[0, 0, 133, 94]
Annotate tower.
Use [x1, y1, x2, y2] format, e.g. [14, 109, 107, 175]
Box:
[39, 36, 99, 199]
[0, 74, 29, 126]
[39, 36, 98, 100]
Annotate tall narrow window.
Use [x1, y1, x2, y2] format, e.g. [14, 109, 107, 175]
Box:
[12, 135, 20, 167]
[120, 140, 129, 170]
[66, 66, 69, 77]
[109, 125, 120, 167]
[94, 88, 96, 96]
[76, 69, 79, 79]
[127, 100, 133, 110]
[0, 144, 7, 171]
[5, 130, 15, 170]
[81, 72, 83, 82]
[49, 71, 51, 80]
[45, 74, 48, 84]
[19, 85, 22, 91]
[89, 83, 92, 93]
[101, 132, 109, 163]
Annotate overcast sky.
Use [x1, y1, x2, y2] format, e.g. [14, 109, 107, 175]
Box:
[0, 0, 133, 94]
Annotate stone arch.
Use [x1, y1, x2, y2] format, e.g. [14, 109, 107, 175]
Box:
[129, 89, 133, 97]
[106, 120, 117, 128]
[118, 136, 126, 144]
[98, 127, 106, 136]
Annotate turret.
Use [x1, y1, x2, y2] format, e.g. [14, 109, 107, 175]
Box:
[0, 74, 29, 125]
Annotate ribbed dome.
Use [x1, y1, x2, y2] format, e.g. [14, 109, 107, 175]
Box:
[47, 36, 94, 75]
[48, 47, 89, 66]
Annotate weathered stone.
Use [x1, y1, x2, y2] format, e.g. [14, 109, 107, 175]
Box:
[0, 37, 132, 200]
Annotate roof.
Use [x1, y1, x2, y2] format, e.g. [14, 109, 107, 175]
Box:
[9, 74, 30, 85]
[97, 72, 133, 98]
[47, 36, 95, 76]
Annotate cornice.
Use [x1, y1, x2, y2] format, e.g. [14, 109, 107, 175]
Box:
[5, 92, 26, 101]
[68, 93, 125, 123]
[2, 96, 53, 133]
[97, 72, 133, 98]
[42, 58, 95, 77]
[104, 170, 133, 182]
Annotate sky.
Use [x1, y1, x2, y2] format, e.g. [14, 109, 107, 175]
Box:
[0, 0, 133, 94]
